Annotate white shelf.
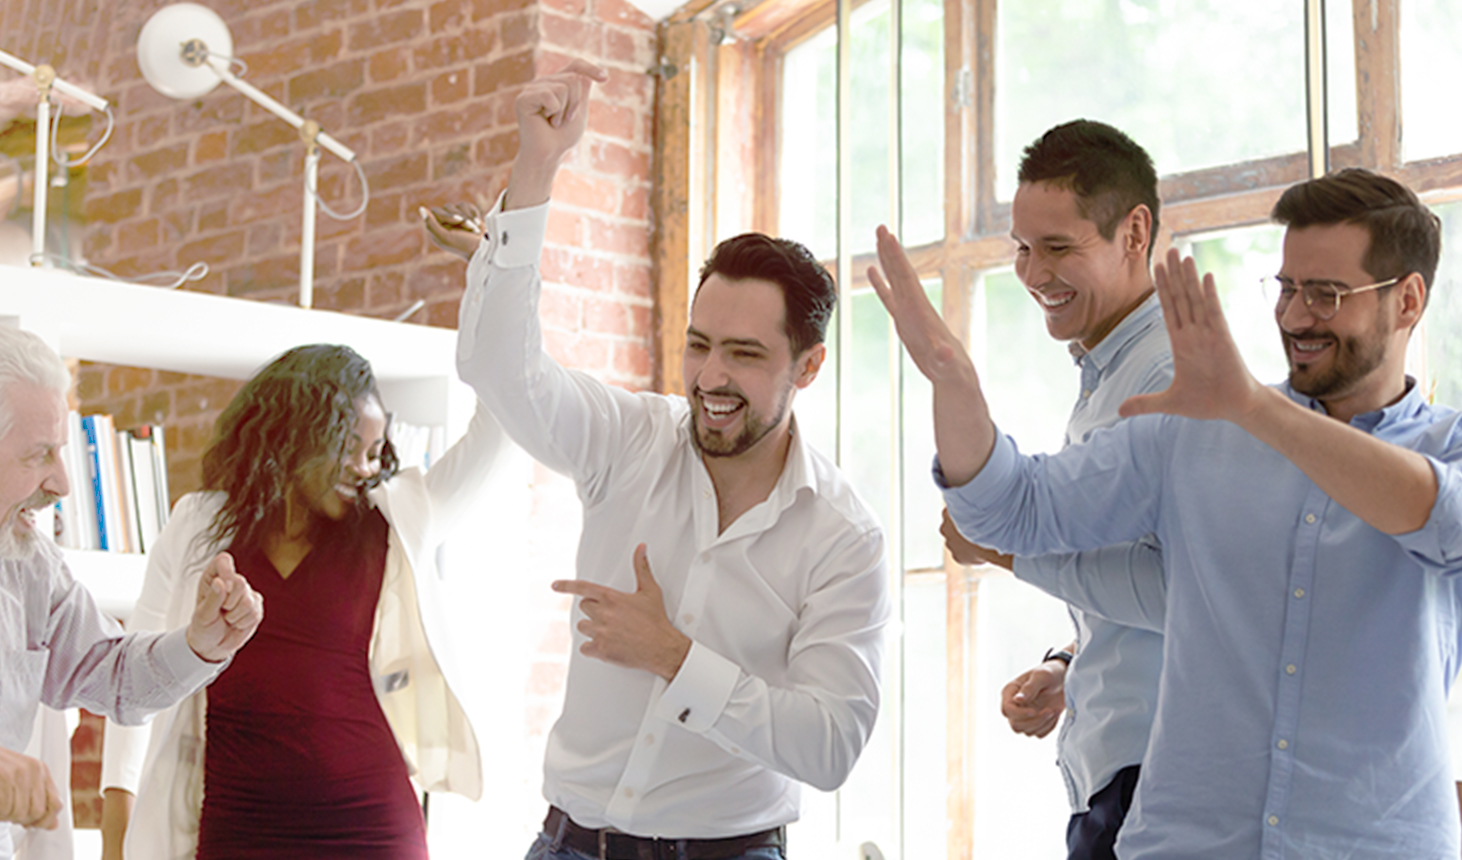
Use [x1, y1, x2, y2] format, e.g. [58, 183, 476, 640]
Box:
[63, 548, 146, 622]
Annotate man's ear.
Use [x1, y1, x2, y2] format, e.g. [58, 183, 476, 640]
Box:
[1122, 204, 1153, 261]
[1395, 272, 1427, 331]
[795, 343, 827, 389]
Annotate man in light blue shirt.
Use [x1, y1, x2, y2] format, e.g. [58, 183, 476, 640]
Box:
[872, 168, 1461, 858]
[939, 120, 1169, 860]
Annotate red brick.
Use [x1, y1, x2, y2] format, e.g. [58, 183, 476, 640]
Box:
[584, 295, 635, 336]
[348, 83, 427, 127]
[233, 120, 299, 157]
[369, 270, 406, 306]
[179, 230, 247, 266]
[542, 246, 612, 286]
[430, 0, 468, 32]
[175, 93, 246, 135]
[366, 192, 403, 229]
[473, 51, 534, 97]
[614, 261, 652, 298]
[425, 297, 459, 328]
[233, 10, 292, 49]
[621, 184, 649, 220]
[348, 9, 424, 51]
[420, 100, 495, 141]
[364, 152, 429, 191]
[433, 143, 472, 180]
[107, 366, 155, 397]
[313, 276, 366, 312]
[135, 115, 170, 149]
[500, 10, 536, 51]
[586, 216, 648, 257]
[595, 0, 651, 28]
[411, 261, 467, 297]
[541, 12, 601, 55]
[472, 0, 535, 20]
[117, 218, 160, 250]
[613, 340, 652, 379]
[605, 28, 649, 67]
[588, 101, 636, 143]
[174, 378, 244, 418]
[545, 208, 583, 246]
[539, 286, 582, 330]
[195, 131, 228, 163]
[83, 227, 113, 259]
[128, 144, 189, 182]
[120, 83, 173, 117]
[225, 254, 301, 297]
[84, 188, 142, 224]
[414, 28, 495, 70]
[372, 121, 411, 155]
[248, 222, 284, 254]
[343, 227, 422, 270]
[552, 171, 616, 213]
[430, 70, 471, 106]
[161, 210, 192, 244]
[539, 0, 586, 18]
[368, 47, 412, 84]
[295, 0, 370, 31]
[184, 163, 254, 201]
[597, 66, 652, 107]
[243, 31, 344, 78]
[289, 59, 365, 104]
[475, 129, 519, 166]
[198, 201, 229, 232]
[589, 139, 649, 180]
[76, 367, 105, 403]
[259, 150, 297, 186]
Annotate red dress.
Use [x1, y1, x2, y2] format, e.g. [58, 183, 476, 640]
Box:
[197, 509, 429, 859]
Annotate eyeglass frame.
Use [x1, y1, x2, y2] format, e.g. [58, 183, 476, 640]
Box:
[1259, 274, 1402, 321]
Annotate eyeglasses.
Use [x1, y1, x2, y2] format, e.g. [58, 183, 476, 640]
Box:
[1259, 275, 1400, 321]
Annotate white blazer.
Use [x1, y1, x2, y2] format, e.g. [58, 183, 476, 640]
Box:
[101, 402, 505, 860]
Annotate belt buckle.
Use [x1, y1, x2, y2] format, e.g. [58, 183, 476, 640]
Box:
[598, 828, 608, 860]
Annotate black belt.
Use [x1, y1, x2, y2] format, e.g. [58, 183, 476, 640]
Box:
[544, 806, 786, 860]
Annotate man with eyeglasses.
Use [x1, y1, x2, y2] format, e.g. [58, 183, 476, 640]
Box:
[873, 166, 1462, 858]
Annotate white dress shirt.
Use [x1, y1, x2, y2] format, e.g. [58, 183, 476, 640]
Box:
[456, 199, 891, 838]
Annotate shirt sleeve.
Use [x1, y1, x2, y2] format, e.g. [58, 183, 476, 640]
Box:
[652, 525, 890, 792]
[1393, 453, 1462, 574]
[40, 556, 221, 727]
[1012, 535, 1166, 633]
[454, 197, 659, 499]
[940, 419, 1167, 560]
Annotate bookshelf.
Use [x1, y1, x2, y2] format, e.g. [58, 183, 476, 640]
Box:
[0, 264, 478, 620]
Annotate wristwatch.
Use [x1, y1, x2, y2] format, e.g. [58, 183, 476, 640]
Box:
[1043, 647, 1074, 666]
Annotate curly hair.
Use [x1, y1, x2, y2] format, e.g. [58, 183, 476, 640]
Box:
[200, 344, 399, 551]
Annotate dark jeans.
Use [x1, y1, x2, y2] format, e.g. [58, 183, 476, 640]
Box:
[1066, 764, 1141, 860]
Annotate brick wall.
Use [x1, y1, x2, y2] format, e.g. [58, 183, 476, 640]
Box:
[1, 0, 656, 829]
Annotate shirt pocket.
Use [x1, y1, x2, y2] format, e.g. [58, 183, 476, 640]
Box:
[0, 647, 49, 741]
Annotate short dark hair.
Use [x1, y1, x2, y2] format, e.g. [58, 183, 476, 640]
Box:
[1018, 120, 1161, 261]
[695, 233, 837, 356]
[201, 344, 398, 550]
[1270, 167, 1441, 307]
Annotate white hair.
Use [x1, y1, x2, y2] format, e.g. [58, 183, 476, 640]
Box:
[0, 325, 70, 440]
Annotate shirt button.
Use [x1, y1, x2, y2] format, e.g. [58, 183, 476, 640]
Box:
[1268, 815, 1279, 826]
[1305, 513, 1316, 524]
[702, 489, 712, 499]
[643, 734, 655, 745]
[1277, 739, 1289, 750]
[1293, 588, 1305, 599]
[623, 787, 634, 798]
[1286, 664, 1297, 675]
[1081, 390, 1091, 399]
[682, 613, 694, 624]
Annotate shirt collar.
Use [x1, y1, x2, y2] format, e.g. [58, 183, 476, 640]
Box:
[1067, 292, 1162, 371]
[1280, 374, 1426, 432]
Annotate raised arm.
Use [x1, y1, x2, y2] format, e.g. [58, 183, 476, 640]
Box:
[1122, 249, 1440, 535]
[868, 227, 996, 486]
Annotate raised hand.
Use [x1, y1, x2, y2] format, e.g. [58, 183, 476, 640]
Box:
[186, 552, 264, 663]
[1000, 663, 1067, 738]
[551, 544, 691, 681]
[0, 746, 61, 829]
[1119, 247, 1264, 423]
[505, 59, 610, 210]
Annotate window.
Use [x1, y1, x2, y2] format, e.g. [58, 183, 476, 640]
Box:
[653, 1, 1462, 857]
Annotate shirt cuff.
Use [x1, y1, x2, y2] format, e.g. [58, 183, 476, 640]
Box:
[935, 428, 1018, 496]
[652, 641, 740, 734]
[484, 191, 550, 269]
[154, 628, 227, 691]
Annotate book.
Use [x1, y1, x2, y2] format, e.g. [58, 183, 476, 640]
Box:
[127, 428, 162, 552]
[79, 415, 108, 552]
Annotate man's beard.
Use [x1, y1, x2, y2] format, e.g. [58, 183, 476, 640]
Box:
[1284, 307, 1390, 400]
[0, 490, 59, 561]
[691, 384, 793, 459]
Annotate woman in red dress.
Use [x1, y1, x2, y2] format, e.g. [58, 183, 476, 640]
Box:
[100, 345, 500, 859]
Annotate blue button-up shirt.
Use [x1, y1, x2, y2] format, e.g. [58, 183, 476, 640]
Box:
[1011, 294, 1170, 813]
[942, 380, 1462, 859]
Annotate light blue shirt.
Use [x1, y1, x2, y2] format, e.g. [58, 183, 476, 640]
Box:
[1010, 294, 1170, 813]
[942, 379, 1462, 859]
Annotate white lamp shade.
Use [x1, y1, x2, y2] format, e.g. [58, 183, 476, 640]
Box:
[136, 3, 233, 101]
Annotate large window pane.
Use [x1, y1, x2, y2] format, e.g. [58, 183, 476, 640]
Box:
[996, 1, 1355, 199]
[969, 269, 1072, 455]
[1400, 0, 1462, 163]
[779, 26, 837, 258]
[1182, 224, 1288, 387]
[904, 280, 943, 571]
[900, 0, 945, 247]
[1425, 200, 1462, 409]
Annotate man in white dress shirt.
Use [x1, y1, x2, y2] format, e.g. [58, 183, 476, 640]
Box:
[425, 60, 890, 859]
